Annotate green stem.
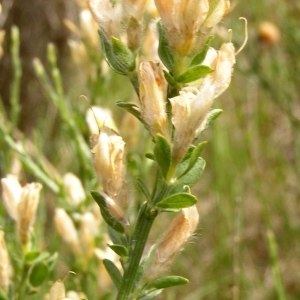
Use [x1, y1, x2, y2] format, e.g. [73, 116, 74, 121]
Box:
[18, 263, 29, 300]
[10, 26, 22, 131]
[117, 202, 157, 300]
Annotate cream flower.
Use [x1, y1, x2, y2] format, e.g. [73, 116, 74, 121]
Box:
[88, 0, 121, 39]
[201, 42, 235, 98]
[154, 0, 209, 54]
[139, 61, 169, 140]
[1, 175, 42, 244]
[92, 126, 128, 211]
[63, 173, 86, 206]
[147, 206, 199, 278]
[170, 85, 214, 162]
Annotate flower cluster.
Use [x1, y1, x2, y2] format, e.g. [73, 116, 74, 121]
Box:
[1, 175, 42, 245]
[87, 0, 237, 297]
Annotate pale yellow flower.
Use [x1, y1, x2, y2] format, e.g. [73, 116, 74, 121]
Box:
[1, 175, 42, 244]
[154, 0, 209, 54]
[0, 231, 12, 293]
[170, 85, 214, 163]
[88, 0, 121, 39]
[139, 61, 169, 140]
[201, 42, 235, 98]
[203, 0, 230, 28]
[63, 173, 86, 206]
[86, 106, 118, 134]
[147, 206, 199, 278]
[92, 126, 128, 211]
[54, 208, 81, 255]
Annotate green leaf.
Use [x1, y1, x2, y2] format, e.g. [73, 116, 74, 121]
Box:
[163, 70, 176, 86]
[103, 259, 122, 290]
[137, 289, 163, 300]
[176, 65, 214, 84]
[116, 101, 144, 124]
[99, 31, 135, 75]
[136, 178, 151, 202]
[154, 134, 171, 179]
[157, 22, 174, 71]
[24, 251, 41, 263]
[107, 244, 129, 257]
[190, 35, 214, 66]
[171, 158, 206, 193]
[107, 226, 123, 246]
[156, 193, 197, 209]
[111, 36, 136, 72]
[29, 262, 49, 287]
[91, 191, 125, 233]
[205, 109, 223, 126]
[178, 142, 207, 179]
[145, 153, 155, 160]
[145, 276, 189, 290]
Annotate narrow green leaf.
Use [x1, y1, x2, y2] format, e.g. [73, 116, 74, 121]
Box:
[136, 178, 152, 202]
[177, 65, 214, 84]
[145, 276, 189, 290]
[29, 262, 49, 287]
[178, 141, 207, 179]
[91, 191, 125, 233]
[157, 22, 174, 71]
[154, 134, 171, 179]
[205, 109, 223, 126]
[163, 70, 176, 86]
[156, 193, 197, 209]
[190, 35, 214, 66]
[107, 244, 129, 257]
[103, 259, 122, 290]
[116, 101, 144, 124]
[111, 36, 136, 72]
[107, 226, 122, 246]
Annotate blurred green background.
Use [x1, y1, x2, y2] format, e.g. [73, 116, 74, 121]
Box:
[1, 0, 300, 299]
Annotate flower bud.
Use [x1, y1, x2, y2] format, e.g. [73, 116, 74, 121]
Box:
[201, 42, 235, 98]
[50, 280, 66, 300]
[203, 0, 230, 28]
[170, 85, 214, 163]
[122, 0, 147, 51]
[79, 212, 98, 257]
[79, 9, 99, 48]
[154, 0, 209, 55]
[63, 173, 86, 206]
[1, 175, 42, 245]
[86, 106, 117, 135]
[139, 61, 169, 140]
[1, 174, 23, 221]
[17, 182, 42, 244]
[88, 0, 121, 39]
[0, 231, 12, 293]
[92, 126, 128, 211]
[54, 209, 81, 255]
[147, 206, 199, 278]
[258, 21, 281, 47]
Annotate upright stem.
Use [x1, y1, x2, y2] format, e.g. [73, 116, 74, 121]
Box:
[117, 202, 157, 300]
